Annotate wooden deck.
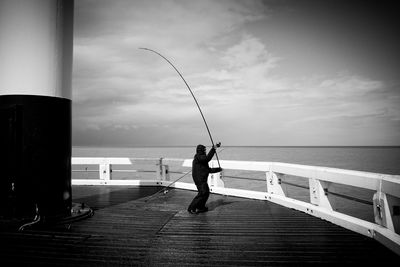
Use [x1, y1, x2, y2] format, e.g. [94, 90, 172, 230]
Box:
[0, 185, 398, 266]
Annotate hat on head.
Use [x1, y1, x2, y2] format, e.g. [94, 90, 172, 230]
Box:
[196, 144, 206, 153]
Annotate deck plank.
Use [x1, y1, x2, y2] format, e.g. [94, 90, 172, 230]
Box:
[0, 185, 398, 266]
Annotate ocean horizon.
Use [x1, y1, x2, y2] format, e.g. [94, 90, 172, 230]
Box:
[73, 145, 400, 175]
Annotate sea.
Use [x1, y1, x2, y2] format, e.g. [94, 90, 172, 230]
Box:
[72, 146, 400, 222]
[72, 146, 400, 174]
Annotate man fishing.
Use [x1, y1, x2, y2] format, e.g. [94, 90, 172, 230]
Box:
[140, 48, 224, 213]
[188, 143, 222, 214]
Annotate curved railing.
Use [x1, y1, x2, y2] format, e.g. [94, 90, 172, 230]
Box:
[71, 157, 400, 255]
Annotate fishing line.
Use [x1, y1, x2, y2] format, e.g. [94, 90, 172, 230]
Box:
[144, 170, 192, 202]
[139, 47, 221, 168]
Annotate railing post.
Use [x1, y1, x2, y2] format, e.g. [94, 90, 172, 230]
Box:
[156, 158, 170, 181]
[99, 160, 111, 181]
[208, 161, 224, 188]
[266, 170, 285, 196]
[156, 158, 162, 180]
[373, 192, 398, 232]
[162, 164, 170, 181]
[209, 171, 225, 188]
[309, 178, 332, 210]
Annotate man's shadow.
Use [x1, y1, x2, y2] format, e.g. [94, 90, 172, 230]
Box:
[207, 198, 234, 211]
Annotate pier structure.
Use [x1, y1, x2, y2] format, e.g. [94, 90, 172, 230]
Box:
[71, 157, 400, 254]
[0, 157, 399, 265]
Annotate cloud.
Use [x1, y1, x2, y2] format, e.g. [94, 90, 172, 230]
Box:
[72, 1, 269, 134]
[222, 35, 280, 69]
[187, 35, 282, 108]
[279, 73, 395, 131]
[319, 74, 383, 97]
[72, 0, 400, 146]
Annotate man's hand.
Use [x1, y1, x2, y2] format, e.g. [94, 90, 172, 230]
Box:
[214, 142, 221, 149]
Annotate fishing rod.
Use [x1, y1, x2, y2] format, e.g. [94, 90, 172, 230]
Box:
[139, 47, 221, 168]
[144, 147, 226, 203]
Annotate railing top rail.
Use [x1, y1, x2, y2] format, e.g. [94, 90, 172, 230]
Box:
[72, 157, 190, 165]
[72, 157, 161, 165]
[205, 159, 400, 197]
[72, 157, 399, 179]
[72, 157, 400, 197]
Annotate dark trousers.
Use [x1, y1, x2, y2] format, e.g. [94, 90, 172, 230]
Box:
[188, 182, 210, 211]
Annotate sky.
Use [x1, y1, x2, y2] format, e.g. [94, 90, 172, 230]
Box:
[72, 0, 400, 147]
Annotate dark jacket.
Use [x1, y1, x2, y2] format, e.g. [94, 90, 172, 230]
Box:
[192, 147, 220, 185]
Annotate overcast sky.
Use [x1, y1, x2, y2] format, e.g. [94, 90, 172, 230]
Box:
[72, 0, 400, 147]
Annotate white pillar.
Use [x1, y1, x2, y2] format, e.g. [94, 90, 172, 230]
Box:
[0, 0, 73, 98]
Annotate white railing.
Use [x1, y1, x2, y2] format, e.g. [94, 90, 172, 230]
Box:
[71, 157, 400, 255]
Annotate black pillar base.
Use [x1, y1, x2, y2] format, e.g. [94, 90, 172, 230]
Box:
[0, 202, 94, 232]
[0, 95, 72, 219]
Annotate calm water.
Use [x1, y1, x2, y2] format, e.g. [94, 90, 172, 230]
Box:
[73, 146, 400, 174]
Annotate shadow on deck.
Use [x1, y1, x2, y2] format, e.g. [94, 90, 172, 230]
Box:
[0, 185, 398, 266]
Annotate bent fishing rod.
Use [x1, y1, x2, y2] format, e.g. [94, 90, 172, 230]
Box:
[139, 47, 221, 168]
